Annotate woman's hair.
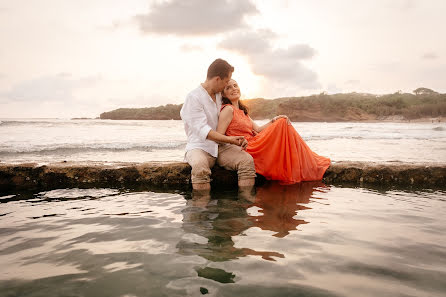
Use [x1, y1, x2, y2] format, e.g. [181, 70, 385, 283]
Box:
[221, 96, 249, 115]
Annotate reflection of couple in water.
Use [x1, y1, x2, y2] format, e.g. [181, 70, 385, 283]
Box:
[180, 59, 330, 194]
[177, 181, 329, 283]
[180, 60, 331, 284]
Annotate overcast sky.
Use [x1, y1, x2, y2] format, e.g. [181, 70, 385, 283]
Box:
[0, 0, 445, 118]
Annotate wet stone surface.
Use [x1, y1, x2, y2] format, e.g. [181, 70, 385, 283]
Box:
[0, 161, 445, 192]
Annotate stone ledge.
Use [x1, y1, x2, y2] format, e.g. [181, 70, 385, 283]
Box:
[0, 161, 445, 192]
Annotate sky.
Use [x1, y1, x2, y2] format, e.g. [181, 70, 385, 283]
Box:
[0, 0, 445, 118]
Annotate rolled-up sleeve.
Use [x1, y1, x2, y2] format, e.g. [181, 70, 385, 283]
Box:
[180, 95, 212, 141]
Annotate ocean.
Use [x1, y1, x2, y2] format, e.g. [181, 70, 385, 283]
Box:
[1, 118, 445, 164]
[1, 118, 446, 296]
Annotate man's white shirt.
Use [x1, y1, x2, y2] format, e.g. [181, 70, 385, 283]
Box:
[180, 85, 222, 158]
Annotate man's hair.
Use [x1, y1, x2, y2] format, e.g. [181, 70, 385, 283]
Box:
[207, 58, 234, 80]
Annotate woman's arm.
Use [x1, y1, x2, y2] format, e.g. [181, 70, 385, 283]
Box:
[251, 115, 291, 133]
[251, 117, 264, 133]
[217, 106, 234, 135]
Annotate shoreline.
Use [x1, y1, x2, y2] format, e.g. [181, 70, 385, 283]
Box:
[1, 116, 444, 123]
[1, 161, 445, 193]
[356, 116, 445, 123]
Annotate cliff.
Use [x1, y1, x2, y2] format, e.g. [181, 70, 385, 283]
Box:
[99, 92, 446, 122]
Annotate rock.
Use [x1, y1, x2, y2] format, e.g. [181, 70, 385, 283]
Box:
[200, 287, 209, 295]
[0, 161, 445, 192]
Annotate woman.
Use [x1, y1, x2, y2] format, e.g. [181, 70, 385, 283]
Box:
[217, 79, 330, 184]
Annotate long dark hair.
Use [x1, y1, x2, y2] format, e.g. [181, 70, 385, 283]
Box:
[221, 96, 249, 115]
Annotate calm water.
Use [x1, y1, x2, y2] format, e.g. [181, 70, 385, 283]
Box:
[1, 118, 445, 296]
[1, 118, 445, 164]
[1, 183, 445, 297]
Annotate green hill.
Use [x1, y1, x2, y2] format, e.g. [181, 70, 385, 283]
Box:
[99, 89, 446, 121]
[100, 104, 182, 120]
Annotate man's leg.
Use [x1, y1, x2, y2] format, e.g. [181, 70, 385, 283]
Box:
[239, 178, 255, 187]
[185, 149, 216, 192]
[217, 144, 256, 189]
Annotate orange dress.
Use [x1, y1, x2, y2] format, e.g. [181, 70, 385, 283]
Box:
[222, 104, 331, 183]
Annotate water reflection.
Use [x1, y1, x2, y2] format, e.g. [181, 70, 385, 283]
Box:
[250, 181, 328, 238]
[178, 181, 329, 283]
[2, 185, 446, 296]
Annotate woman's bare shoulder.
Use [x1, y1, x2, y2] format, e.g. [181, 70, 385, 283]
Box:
[220, 105, 234, 113]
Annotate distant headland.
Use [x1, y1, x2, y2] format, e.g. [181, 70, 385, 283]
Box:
[99, 88, 445, 122]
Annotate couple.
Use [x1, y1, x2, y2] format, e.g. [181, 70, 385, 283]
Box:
[180, 59, 330, 191]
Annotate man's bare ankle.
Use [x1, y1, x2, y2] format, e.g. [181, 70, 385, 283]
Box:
[190, 193, 211, 207]
[238, 184, 256, 202]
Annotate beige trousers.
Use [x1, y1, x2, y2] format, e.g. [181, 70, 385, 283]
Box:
[185, 144, 256, 184]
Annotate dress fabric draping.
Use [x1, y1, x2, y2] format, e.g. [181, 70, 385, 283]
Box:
[222, 104, 331, 183]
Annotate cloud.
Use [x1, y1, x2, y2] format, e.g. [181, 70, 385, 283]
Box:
[274, 44, 316, 60]
[219, 30, 320, 89]
[134, 0, 258, 36]
[1, 73, 101, 103]
[219, 29, 277, 55]
[401, 0, 416, 11]
[326, 83, 342, 94]
[105, 92, 174, 109]
[180, 44, 203, 52]
[422, 52, 438, 60]
[97, 19, 128, 31]
[345, 79, 361, 86]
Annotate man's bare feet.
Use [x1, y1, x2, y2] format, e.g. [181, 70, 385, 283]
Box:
[238, 178, 256, 202]
[191, 183, 211, 207]
[190, 193, 211, 208]
[239, 187, 256, 203]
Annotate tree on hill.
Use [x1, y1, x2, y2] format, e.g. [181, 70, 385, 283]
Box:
[413, 87, 438, 95]
[98, 91, 445, 121]
[100, 104, 182, 120]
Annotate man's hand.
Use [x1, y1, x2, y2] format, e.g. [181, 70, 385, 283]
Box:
[206, 131, 248, 149]
[228, 136, 248, 150]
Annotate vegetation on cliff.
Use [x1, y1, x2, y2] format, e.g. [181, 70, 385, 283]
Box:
[100, 104, 182, 120]
[99, 88, 445, 121]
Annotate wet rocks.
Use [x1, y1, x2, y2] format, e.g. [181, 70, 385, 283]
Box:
[323, 161, 446, 188]
[0, 161, 445, 192]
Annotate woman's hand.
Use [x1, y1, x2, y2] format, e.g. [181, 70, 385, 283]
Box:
[272, 115, 291, 125]
[228, 135, 248, 150]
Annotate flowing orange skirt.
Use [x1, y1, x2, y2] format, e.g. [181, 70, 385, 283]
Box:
[246, 118, 331, 183]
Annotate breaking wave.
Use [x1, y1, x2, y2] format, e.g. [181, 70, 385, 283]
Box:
[0, 143, 186, 155]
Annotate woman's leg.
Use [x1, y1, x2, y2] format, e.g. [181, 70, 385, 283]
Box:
[217, 144, 256, 188]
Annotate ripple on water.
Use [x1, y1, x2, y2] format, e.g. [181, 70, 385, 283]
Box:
[0, 184, 445, 297]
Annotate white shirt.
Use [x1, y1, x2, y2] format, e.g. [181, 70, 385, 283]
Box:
[180, 85, 222, 157]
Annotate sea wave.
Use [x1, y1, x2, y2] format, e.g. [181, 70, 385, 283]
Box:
[0, 120, 68, 127]
[304, 135, 445, 141]
[0, 119, 181, 127]
[0, 143, 186, 155]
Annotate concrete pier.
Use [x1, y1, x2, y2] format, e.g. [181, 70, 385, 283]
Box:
[0, 161, 445, 192]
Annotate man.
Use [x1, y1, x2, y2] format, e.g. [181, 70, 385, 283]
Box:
[180, 59, 256, 192]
